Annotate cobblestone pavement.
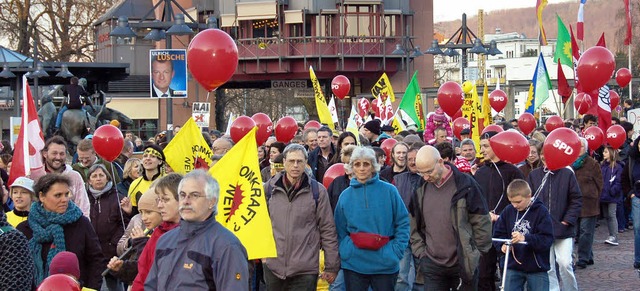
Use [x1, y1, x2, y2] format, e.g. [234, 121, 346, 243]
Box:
[574, 220, 639, 291]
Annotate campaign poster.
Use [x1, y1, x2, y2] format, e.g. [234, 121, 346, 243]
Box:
[149, 49, 187, 98]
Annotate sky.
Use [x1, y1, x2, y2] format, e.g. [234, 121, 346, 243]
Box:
[434, 0, 574, 22]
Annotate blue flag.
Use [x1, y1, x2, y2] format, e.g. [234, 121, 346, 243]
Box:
[524, 53, 552, 114]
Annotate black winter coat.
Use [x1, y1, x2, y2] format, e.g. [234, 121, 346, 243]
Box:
[88, 187, 131, 261]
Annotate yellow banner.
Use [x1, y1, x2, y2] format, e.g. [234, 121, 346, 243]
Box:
[163, 117, 213, 174]
[210, 127, 277, 259]
[309, 66, 336, 131]
[481, 83, 491, 128]
[462, 83, 482, 157]
[371, 72, 396, 102]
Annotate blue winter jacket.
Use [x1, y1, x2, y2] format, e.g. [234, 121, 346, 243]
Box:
[600, 161, 624, 203]
[334, 173, 410, 275]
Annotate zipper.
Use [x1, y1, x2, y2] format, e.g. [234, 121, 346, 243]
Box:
[364, 182, 369, 208]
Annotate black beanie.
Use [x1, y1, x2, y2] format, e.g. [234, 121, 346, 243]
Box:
[364, 120, 382, 135]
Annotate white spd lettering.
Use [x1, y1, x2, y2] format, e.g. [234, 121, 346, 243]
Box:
[492, 96, 505, 102]
[552, 139, 574, 155]
[584, 134, 595, 140]
[607, 132, 617, 139]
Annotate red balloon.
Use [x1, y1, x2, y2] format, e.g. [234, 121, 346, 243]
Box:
[606, 125, 627, 149]
[274, 116, 297, 143]
[576, 46, 615, 93]
[574, 92, 593, 115]
[251, 113, 273, 146]
[518, 113, 537, 135]
[543, 128, 581, 171]
[544, 116, 564, 132]
[323, 163, 345, 189]
[371, 99, 381, 117]
[452, 117, 471, 140]
[482, 124, 504, 135]
[304, 120, 322, 130]
[437, 81, 464, 117]
[452, 108, 463, 120]
[357, 98, 370, 118]
[489, 89, 508, 112]
[489, 131, 529, 164]
[609, 90, 620, 110]
[38, 274, 81, 291]
[331, 75, 351, 100]
[230, 116, 256, 144]
[92, 125, 124, 162]
[583, 126, 604, 152]
[616, 68, 632, 88]
[380, 138, 397, 166]
[187, 29, 238, 91]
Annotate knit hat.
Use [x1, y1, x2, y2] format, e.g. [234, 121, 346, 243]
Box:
[138, 188, 160, 213]
[432, 108, 448, 123]
[49, 251, 80, 279]
[143, 144, 165, 161]
[364, 120, 382, 135]
[9, 177, 35, 193]
[381, 125, 395, 133]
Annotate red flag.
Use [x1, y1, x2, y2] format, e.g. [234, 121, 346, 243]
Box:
[8, 76, 45, 186]
[625, 0, 632, 45]
[596, 32, 606, 47]
[570, 25, 581, 92]
[557, 60, 572, 104]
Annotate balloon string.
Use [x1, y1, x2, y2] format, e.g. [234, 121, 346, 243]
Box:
[206, 91, 211, 103]
[111, 161, 127, 233]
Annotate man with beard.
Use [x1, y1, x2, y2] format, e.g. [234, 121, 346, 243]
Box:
[31, 136, 91, 218]
[128, 144, 166, 215]
[380, 142, 409, 183]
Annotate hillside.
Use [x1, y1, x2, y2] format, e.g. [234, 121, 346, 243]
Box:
[434, 0, 628, 52]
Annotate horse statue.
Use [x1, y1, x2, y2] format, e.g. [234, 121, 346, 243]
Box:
[38, 94, 58, 138]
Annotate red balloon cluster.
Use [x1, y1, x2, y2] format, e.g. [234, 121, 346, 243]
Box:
[616, 68, 632, 88]
[576, 46, 615, 93]
[380, 138, 397, 166]
[490, 131, 529, 164]
[544, 116, 564, 132]
[187, 29, 239, 91]
[543, 128, 581, 171]
[606, 125, 627, 149]
[251, 113, 273, 146]
[230, 116, 255, 144]
[274, 116, 298, 143]
[574, 92, 592, 115]
[93, 125, 124, 162]
[518, 113, 537, 135]
[437, 81, 464, 117]
[489, 89, 508, 112]
[583, 126, 604, 152]
[323, 163, 345, 189]
[331, 75, 351, 100]
[452, 117, 471, 140]
[482, 124, 504, 135]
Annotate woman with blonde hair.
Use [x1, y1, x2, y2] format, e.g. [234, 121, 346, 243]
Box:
[117, 158, 142, 197]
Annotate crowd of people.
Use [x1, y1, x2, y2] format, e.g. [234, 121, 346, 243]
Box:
[0, 108, 639, 291]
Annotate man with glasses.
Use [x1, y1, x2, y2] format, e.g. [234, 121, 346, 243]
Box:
[72, 139, 120, 184]
[308, 127, 337, 181]
[145, 170, 249, 290]
[212, 137, 234, 156]
[264, 144, 339, 290]
[410, 145, 491, 290]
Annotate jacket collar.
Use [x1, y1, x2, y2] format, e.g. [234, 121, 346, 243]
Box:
[349, 173, 380, 187]
[179, 213, 216, 237]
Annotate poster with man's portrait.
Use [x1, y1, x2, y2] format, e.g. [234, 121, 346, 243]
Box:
[149, 49, 187, 98]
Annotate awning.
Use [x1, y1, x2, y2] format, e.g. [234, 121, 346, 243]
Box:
[284, 10, 304, 24]
[221, 14, 237, 27]
[108, 98, 159, 119]
[237, 1, 277, 21]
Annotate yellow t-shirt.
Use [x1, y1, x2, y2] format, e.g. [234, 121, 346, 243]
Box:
[128, 174, 164, 207]
[5, 210, 28, 227]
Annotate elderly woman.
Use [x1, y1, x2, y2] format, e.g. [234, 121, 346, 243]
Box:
[5, 177, 35, 227]
[117, 158, 142, 196]
[334, 146, 410, 290]
[17, 173, 104, 289]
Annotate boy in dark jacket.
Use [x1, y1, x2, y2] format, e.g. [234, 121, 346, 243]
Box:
[494, 179, 554, 291]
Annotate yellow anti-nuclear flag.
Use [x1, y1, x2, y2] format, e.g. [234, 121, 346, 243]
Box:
[309, 66, 335, 131]
[371, 72, 396, 102]
[163, 117, 213, 174]
[210, 127, 277, 259]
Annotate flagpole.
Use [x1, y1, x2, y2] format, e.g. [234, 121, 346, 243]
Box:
[629, 45, 633, 108]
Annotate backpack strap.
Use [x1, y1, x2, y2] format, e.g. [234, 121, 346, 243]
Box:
[310, 179, 319, 210]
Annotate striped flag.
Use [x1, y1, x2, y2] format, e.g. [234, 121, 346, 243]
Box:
[536, 0, 548, 46]
[577, 0, 587, 41]
[625, 0, 632, 45]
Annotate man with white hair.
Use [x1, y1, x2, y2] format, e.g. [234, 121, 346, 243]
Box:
[145, 169, 249, 290]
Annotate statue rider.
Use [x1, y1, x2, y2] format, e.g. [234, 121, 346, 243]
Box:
[54, 77, 95, 132]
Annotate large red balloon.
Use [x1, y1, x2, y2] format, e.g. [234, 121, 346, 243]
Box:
[331, 75, 351, 100]
[609, 90, 620, 110]
[251, 113, 273, 146]
[357, 98, 370, 118]
[518, 113, 537, 135]
[489, 131, 529, 164]
[543, 128, 581, 171]
[304, 120, 322, 130]
[452, 108, 463, 120]
[92, 125, 124, 162]
[545, 116, 564, 132]
[38, 274, 81, 291]
[187, 29, 239, 91]
[437, 81, 464, 117]
[574, 92, 592, 115]
[576, 46, 615, 93]
[323, 163, 345, 189]
[452, 117, 471, 140]
[482, 124, 504, 135]
[616, 68, 632, 88]
[583, 126, 604, 152]
[380, 138, 397, 166]
[606, 125, 626, 149]
[489, 89, 508, 112]
[274, 116, 297, 143]
[230, 116, 256, 144]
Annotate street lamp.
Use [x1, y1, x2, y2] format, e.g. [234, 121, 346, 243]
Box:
[424, 13, 502, 82]
[56, 64, 74, 78]
[392, 42, 423, 84]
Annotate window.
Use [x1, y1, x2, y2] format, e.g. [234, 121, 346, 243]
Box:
[252, 19, 279, 38]
[344, 5, 380, 39]
[486, 69, 492, 79]
[122, 119, 158, 141]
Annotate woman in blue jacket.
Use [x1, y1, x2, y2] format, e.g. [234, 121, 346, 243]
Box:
[601, 146, 624, 246]
[334, 146, 410, 290]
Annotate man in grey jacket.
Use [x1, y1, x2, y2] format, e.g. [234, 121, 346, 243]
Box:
[264, 144, 340, 290]
[145, 169, 249, 290]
